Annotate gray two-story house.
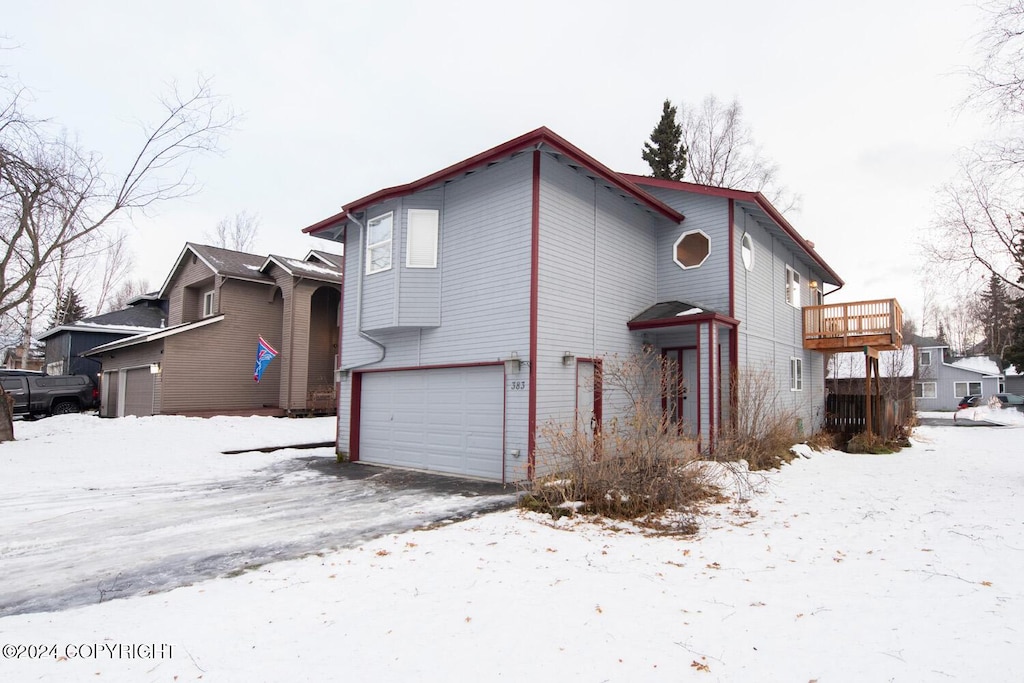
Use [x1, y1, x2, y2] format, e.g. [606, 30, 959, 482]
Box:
[305, 127, 900, 482]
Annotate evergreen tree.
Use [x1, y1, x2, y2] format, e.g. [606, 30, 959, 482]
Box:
[641, 99, 687, 181]
[979, 274, 1013, 359]
[1004, 296, 1024, 373]
[49, 288, 89, 328]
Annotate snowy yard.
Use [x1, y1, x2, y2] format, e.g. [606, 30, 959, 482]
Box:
[1, 414, 1023, 682]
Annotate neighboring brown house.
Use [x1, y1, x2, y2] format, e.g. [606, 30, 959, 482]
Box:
[2, 345, 45, 371]
[86, 244, 342, 417]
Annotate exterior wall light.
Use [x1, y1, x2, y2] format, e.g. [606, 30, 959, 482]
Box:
[562, 351, 575, 366]
[505, 352, 521, 373]
[149, 363, 161, 375]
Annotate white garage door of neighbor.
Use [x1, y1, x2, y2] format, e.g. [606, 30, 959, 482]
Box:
[123, 367, 154, 417]
[359, 365, 505, 481]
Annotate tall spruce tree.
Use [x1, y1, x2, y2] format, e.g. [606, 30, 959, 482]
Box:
[49, 288, 89, 328]
[979, 274, 1013, 359]
[1004, 295, 1024, 373]
[642, 99, 687, 181]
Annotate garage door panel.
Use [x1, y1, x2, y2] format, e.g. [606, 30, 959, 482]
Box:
[360, 366, 504, 481]
[124, 368, 154, 417]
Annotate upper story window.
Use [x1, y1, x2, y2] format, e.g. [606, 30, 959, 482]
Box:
[920, 350, 932, 366]
[741, 233, 754, 271]
[406, 209, 439, 268]
[673, 230, 710, 270]
[366, 212, 394, 274]
[785, 266, 801, 307]
[202, 290, 215, 318]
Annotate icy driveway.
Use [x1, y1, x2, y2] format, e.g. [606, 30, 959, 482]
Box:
[0, 415, 515, 617]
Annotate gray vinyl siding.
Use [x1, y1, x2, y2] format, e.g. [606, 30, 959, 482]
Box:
[915, 350, 1000, 410]
[535, 154, 662, 461]
[398, 190, 443, 327]
[335, 152, 534, 480]
[643, 188, 730, 313]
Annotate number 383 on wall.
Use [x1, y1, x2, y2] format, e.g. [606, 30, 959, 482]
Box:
[509, 381, 527, 391]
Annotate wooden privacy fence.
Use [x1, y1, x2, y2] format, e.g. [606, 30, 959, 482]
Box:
[825, 394, 912, 439]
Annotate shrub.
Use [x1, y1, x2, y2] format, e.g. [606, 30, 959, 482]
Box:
[715, 364, 802, 470]
[520, 350, 717, 532]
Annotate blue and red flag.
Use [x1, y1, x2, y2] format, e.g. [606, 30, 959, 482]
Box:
[254, 336, 278, 383]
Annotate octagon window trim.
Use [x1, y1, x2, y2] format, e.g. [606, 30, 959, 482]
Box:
[672, 229, 711, 270]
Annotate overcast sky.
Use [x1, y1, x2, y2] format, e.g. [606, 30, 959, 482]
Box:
[3, 0, 993, 328]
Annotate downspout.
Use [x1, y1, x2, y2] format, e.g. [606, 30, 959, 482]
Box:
[344, 211, 386, 370]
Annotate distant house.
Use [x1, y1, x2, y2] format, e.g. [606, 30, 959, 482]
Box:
[827, 346, 915, 399]
[85, 244, 342, 418]
[2, 345, 45, 372]
[911, 335, 1005, 410]
[303, 127, 902, 482]
[36, 295, 167, 381]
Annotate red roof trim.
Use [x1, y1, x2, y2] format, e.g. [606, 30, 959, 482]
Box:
[627, 312, 741, 331]
[623, 174, 845, 287]
[301, 128, 684, 235]
[302, 209, 348, 235]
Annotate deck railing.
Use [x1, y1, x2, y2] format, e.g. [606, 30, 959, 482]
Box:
[803, 298, 903, 351]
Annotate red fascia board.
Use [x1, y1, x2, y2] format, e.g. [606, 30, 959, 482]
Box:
[627, 312, 741, 331]
[302, 128, 684, 234]
[302, 209, 348, 235]
[623, 173, 844, 287]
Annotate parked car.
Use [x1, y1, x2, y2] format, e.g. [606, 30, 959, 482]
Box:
[0, 374, 99, 417]
[957, 395, 982, 409]
[992, 393, 1024, 411]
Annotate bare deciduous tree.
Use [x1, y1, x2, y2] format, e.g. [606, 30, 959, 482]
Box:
[0, 77, 234, 441]
[105, 278, 151, 313]
[205, 210, 260, 252]
[678, 95, 800, 213]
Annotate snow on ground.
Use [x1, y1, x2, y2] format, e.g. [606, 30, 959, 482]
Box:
[0, 415, 514, 616]
[2, 417, 1023, 681]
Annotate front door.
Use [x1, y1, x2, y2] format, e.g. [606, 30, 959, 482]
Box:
[662, 348, 697, 434]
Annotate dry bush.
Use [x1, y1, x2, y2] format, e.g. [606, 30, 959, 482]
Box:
[715, 364, 802, 470]
[805, 430, 841, 452]
[846, 431, 898, 454]
[520, 349, 716, 532]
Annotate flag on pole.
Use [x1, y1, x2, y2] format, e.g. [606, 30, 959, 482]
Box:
[254, 336, 278, 383]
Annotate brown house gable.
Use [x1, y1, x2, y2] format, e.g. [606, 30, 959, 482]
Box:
[92, 242, 342, 418]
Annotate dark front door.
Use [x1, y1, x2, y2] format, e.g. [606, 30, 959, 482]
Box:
[662, 347, 697, 433]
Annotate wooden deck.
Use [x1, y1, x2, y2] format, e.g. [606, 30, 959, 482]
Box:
[803, 298, 903, 352]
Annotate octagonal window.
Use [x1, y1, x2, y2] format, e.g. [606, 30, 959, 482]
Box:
[673, 230, 710, 270]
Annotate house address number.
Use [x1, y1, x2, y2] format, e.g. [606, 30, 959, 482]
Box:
[509, 381, 527, 391]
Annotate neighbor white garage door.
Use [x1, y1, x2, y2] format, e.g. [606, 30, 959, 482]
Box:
[359, 365, 504, 481]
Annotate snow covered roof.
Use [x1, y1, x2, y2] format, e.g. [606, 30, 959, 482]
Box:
[949, 355, 1003, 376]
[261, 254, 342, 283]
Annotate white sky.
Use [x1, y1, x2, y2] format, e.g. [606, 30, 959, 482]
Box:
[3, 0, 993, 326]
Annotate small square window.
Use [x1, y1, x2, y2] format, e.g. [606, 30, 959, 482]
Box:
[202, 290, 215, 318]
[790, 357, 803, 391]
[366, 212, 393, 274]
[920, 351, 931, 366]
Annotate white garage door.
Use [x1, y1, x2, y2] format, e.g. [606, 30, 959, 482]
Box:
[359, 365, 504, 481]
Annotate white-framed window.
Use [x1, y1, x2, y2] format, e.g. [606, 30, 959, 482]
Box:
[740, 233, 754, 271]
[790, 357, 803, 391]
[953, 381, 982, 397]
[914, 382, 937, 399]
[920, 351, 931, 366]
[366, 212, 394, 274]
[672, 229, 710, 269]
[406, 209, 439, 268]
[202, 290, 215, 318]
[785, 266, 801, 307]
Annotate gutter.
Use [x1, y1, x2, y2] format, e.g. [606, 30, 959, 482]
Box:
[344, 212, 386, 371]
